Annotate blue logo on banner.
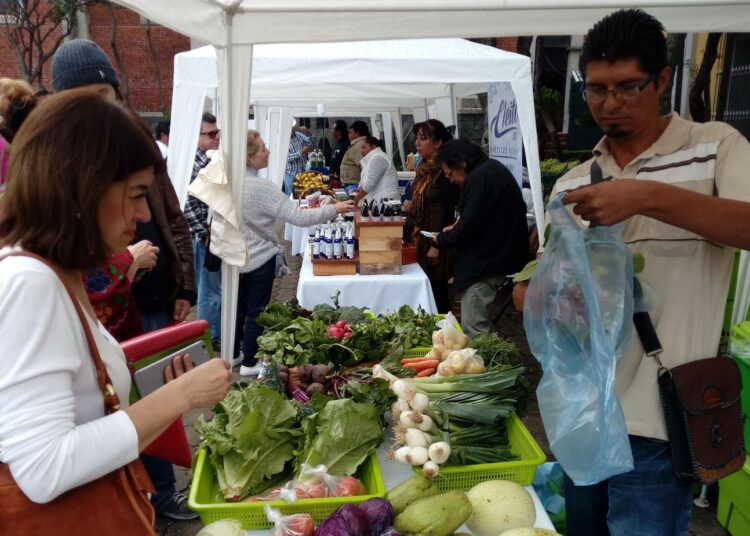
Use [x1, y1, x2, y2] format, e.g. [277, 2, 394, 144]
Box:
[491, 98, 518, 139]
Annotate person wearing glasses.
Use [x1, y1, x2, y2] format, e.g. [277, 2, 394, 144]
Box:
[430, 139, 530, 337]
[184, 113, 222, 353]
[515, 9, 750, 535]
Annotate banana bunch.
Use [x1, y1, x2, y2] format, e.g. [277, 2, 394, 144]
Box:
[294, 171, 326, 190]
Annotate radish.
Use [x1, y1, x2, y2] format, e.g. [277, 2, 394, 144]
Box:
[336, 320, 348, 329]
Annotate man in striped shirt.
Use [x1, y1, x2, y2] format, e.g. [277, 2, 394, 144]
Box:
[283, 125, 313, 196]
[526, 9, 750, 535]
[184, 112, 222, 349]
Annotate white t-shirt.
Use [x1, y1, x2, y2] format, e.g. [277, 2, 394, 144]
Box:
[359, 148, 401, 202]
[0, 252, 139, 503]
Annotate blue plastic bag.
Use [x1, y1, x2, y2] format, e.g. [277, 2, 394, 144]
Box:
[523, 193, 634, 485]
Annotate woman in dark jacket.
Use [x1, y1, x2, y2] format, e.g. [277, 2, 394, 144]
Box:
[405, 119, 459, 313]
[433, 139, 530, 335]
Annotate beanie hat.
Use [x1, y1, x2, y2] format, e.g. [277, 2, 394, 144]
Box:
[51, 39, 120, 92]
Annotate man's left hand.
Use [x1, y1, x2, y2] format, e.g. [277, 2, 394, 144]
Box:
[563, 179, 646, 226]
[173, 299, 192, 323]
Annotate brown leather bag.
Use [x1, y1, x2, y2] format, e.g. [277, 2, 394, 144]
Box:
[0, 251, 156, 535]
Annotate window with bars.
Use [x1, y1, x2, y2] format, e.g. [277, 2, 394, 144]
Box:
[721, 34, 750, 140]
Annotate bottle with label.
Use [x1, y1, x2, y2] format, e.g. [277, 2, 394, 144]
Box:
[345, 228, 355, 259]
[333, 228, 343, 259]
[371, 203, 380, 222]
[361, 203, 369, 222]
[312, 227, 321, 259]
[325, 226, 334, 259]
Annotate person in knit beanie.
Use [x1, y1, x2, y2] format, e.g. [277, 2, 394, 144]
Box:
[51, 39, 120, 98]
[51, 38, 200, 523]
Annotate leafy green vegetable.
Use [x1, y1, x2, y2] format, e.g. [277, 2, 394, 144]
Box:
[296, 399, 384, 476]
[195, 386, 300, 500]
[468, 333, 521, 369]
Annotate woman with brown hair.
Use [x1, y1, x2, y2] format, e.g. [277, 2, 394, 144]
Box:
[405, 119, 460, 313]
[0, 90, 232, 533]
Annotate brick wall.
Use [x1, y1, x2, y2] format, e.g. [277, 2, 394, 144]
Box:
[87, 4, 189, 114]
[495, 37, 519, 53]
[0, 2, 189, 115]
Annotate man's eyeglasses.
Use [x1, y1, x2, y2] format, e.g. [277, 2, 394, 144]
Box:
[582, 75, 656, 103]
[200, 129, 220, 139]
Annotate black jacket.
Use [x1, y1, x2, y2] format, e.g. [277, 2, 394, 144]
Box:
[329, 138, 350, 175]
[436, 158, 530, 293]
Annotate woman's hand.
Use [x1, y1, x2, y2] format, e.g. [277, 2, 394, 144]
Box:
[167, 358, 232, 410]
[426, 246, 439, 266]
[402, 200, 412, 213]
[335, 200, 356, 213]
[127, 240, 159, 280]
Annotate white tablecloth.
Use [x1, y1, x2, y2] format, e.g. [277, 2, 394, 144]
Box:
[296, 249, 437, 314]
[246, 442, 555, 534]
[284, 221, 314, 256]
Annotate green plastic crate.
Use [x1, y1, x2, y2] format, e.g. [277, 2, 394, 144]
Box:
[188, 450, 386, 529]
[717, 457, 750, 535]
[413, 414, 546, 491]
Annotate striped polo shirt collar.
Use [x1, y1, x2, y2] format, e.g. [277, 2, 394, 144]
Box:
[592, 112, 690, 164]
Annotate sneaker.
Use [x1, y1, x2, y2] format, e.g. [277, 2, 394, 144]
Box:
[156, 492, 198, 521]
[240, 364, 262, 377]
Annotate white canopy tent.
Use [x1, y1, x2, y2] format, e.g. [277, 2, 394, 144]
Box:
[112, 0, 750, 361]
[169, 39, 538, 207]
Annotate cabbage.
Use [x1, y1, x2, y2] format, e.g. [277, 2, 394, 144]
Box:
[358, 498, 393, 535]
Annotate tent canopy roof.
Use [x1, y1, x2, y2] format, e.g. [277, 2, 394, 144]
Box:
[116, 0, 750, 46]
[175, 39, 530, 105]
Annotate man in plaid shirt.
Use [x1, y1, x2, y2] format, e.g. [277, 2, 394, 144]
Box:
[283, 125, 314, 195]
[184, 112, 222, 348]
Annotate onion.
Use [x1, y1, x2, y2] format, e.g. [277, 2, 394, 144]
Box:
[416, 414, 434, 432]
[428, 441, 451, 464]
[422, 460, 440, 478]
[409, 392, 430, 412]
[405, 446, 429, 465]
[399, 410, 419, 428]
[390, 401, 403, 420]
[391, 379, 408, 398]
[392, 446, 411, 464]
[404, 427, 429, 448]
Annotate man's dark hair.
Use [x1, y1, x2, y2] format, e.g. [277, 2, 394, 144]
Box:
[414, 119, 453, 144]
[155, 120, 170, 139]
[580, 9, 667, 79]
[364, 136, 382, 149]
[202, 112, 217, 124]
[349, 120, 370, 137]
[436, 139, 488, 174]
[333, 119, 348, 134]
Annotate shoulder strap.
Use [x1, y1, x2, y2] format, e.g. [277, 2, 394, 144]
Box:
[0, 250, 121, 414]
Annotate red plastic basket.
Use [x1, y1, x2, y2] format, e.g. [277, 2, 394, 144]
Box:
[402, 243, 417, 264]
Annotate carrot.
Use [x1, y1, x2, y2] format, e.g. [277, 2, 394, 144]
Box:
[416, 367, 436, 377]
[403, 359, 439, 371]
[400, 357, 432, 365]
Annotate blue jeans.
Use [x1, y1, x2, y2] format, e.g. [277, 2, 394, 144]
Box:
[193, 238, 222, 342]
[283, 172, 296, 196]
[234, 257, 276, 365]
[138, 310, 178, 510]
[564, 435, 693, 536]
[139, 310, 172, 333]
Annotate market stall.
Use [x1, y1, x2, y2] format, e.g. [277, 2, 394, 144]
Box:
[186, 303, 554, 534]
[296, 248, 437, 314]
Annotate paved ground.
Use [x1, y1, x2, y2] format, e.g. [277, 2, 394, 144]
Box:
[160, 226, 729, 535]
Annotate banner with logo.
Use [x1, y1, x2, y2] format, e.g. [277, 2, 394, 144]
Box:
[488, 82, 523, 187]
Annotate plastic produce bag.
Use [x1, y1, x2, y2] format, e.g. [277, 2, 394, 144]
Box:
[247, 464, 366, 503]
[523, 193, 634, 485]
[437, 348, 486, 376]
[196, 519, 245, 536]
[264, 505, 315, 536]
[432, 312, 469, 352]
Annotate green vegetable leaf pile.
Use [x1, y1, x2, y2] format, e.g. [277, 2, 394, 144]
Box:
[296, 399, 384, 476]
[468, 333, 522, 369]
[195, 386, 300, 501]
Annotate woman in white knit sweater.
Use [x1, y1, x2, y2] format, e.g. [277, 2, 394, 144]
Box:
[236, 130, 355, 376]
[353, 136, 401, 206]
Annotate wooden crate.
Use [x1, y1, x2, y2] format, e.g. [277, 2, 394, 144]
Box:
[311, 256, 358, 276]
[356, 215, 404, 275]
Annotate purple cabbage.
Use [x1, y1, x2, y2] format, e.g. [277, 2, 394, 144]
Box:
[314, 504, 370, 536]
[358, 498, 393, 535]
